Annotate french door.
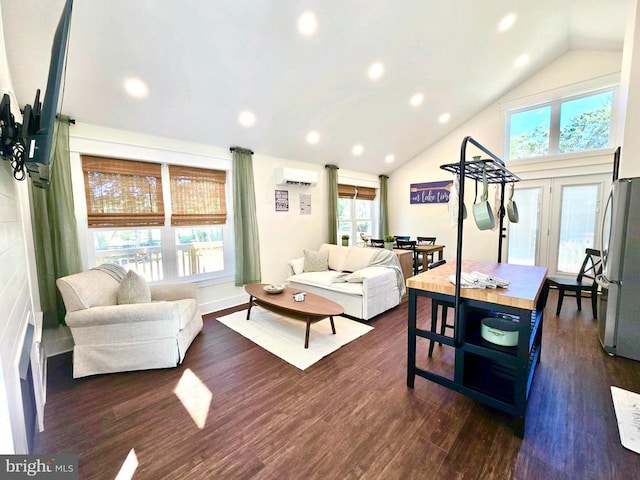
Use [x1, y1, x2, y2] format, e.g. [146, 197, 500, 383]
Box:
[506, 174, 609, 276]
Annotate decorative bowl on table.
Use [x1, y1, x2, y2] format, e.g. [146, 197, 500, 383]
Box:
[263, 284, 285, 294]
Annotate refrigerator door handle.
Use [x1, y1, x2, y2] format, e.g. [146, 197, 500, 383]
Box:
[600, 188, 613, 274]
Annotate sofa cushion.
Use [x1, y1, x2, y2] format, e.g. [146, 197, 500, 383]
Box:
[118, 270, 152, 304]
[303, 249, 329, 272]
[341, 247, 377, 273]
[319, 243, 349, 271]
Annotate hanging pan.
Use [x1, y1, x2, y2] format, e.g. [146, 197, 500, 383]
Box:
[473, 167, 495, 230]
[507, 183, 519, 223]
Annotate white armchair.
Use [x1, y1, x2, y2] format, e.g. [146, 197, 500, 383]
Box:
[56, 265, 203, 378]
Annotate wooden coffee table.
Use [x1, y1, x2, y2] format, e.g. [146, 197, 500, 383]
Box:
[245, 283, 344, 348]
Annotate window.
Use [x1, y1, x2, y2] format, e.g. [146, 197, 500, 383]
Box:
[83, 156, 230, 282]
[337, 184, 376, 246]
[169, 166, 227, 278]
[507, 89, 614, 160]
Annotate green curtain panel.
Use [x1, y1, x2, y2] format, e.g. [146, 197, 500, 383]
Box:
[326, 165, 338, 244]
[379, 175, 389, 238]
[30, 116, 82, 328]
[231, 146, 261, 286]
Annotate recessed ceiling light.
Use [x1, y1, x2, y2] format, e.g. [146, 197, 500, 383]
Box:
[297, 11, 318, 37]
[514, 53, 530, 68]
[367, 62, 384, 81]
[238, 111, 256, 127]
[438, 112, 451, 124]
[385, 154, 395, 164]
[498, 13, 517, 32]
[306, 131, 320, 144]
[352, 144, 364, 156]
[410, 93, 424, 107]
[123, 77, 149, 98]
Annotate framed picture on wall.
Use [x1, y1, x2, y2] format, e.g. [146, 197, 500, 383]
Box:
[275, 190, 289, 211]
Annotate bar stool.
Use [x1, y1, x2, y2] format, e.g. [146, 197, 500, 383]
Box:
[426, 260, 454, 357]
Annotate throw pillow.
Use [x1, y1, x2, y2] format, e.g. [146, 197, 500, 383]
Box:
[118, 270, 151, 304]
[331, 273, 349, 283]
[288, 257, 305, 275]
[344, 272, 364, 283]
[303, 249, 329, 272]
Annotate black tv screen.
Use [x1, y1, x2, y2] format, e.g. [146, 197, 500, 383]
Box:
[25, 0, 73, 189]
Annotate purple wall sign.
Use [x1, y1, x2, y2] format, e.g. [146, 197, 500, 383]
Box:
[410, 180, 452, 204]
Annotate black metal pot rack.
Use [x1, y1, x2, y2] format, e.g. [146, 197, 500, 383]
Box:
[439, 136, 520, 347]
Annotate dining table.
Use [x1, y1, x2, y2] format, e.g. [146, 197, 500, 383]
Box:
[415, 244, 445, 270]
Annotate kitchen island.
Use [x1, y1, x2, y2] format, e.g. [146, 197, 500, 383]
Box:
[406, 260, 548, 437]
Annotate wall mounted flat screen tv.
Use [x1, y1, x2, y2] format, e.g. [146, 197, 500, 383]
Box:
[24, 0, 73, 188]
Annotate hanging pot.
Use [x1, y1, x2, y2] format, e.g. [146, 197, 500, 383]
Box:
[507, 183, 519, 223]
[473, 168, 495, 230]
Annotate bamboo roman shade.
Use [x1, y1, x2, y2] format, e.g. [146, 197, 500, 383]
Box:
[337, 184, 376, 200]
[169, 165, 227, 226]
[82, 156, 165, 228]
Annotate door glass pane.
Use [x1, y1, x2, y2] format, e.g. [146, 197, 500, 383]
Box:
[559, 91, 612, 153]
[338, 199, 351, 220]
[507, 188, 541, 266]
[557, 184, 599, 273]
[509, 106, 551, 159]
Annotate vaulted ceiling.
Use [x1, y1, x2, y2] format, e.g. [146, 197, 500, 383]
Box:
[0, 0, 628, 174]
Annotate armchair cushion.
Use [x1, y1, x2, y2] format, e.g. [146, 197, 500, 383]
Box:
[118, 270, 151, 304]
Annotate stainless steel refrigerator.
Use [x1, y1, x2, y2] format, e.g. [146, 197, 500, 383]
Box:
[596, 177, 640, 361]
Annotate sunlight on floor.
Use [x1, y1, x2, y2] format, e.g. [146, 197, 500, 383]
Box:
[114, 448, 138, 480]
[173, 368, 212, 429]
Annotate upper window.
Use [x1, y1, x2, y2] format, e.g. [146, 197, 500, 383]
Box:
[507, 89, 614, 161]
[82, 156, 230, 282]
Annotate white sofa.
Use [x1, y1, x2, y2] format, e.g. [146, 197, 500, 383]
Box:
[287, 243, 405, 321]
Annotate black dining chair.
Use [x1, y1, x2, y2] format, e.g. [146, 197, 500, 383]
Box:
[545, 248, 602, 318]
[369, 238, 385, 248]
[395, 240, 420, 275]
[416, 236, 437, 265]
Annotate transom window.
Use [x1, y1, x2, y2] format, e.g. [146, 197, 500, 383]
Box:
[507, 89, 614, 161]
[82, 156, 230, 282]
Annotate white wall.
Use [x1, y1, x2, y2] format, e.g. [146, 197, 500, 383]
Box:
[619, 0, 640, 177]
[388, 50, 622, 263]
[68, 124, 378, 314]
[0, 4, 40, 453]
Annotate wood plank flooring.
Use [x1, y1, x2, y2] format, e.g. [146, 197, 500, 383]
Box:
[34, 291, 640, 479]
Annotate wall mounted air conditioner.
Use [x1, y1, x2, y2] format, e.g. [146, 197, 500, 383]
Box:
[275, 167, 318, 187]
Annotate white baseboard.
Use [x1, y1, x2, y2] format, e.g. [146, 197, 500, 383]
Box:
[200, 293, 249, 316]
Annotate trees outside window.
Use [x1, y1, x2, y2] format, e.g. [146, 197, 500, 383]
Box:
[508, 89, 613, 160]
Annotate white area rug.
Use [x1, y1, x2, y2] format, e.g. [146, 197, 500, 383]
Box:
[611, 386, 640, 454]
[217, 307, 373, 370]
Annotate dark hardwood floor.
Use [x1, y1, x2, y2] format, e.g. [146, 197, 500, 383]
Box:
[34, 291, 640, 479]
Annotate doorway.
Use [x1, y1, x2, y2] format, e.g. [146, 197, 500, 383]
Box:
[506, 174, 609, 276]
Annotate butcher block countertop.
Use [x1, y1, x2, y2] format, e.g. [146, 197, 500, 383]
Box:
[406, 260, 548, 310]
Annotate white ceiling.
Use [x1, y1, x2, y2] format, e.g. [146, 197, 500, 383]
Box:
[0, 0, 629, 175]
